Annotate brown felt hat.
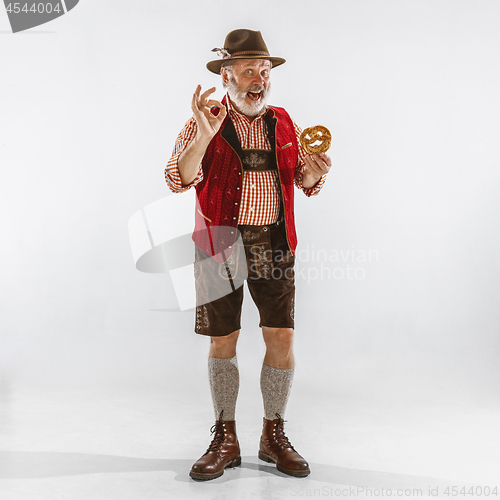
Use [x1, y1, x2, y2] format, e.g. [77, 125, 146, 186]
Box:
[206, 29, 286, 74]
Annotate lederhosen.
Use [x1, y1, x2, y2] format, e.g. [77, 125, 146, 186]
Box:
[194, 118, 295, 337]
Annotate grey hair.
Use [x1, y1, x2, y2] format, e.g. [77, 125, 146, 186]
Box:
[220, 58, 271, 72]
[221, 59, 236, 71]
[221, 60, 235, 88]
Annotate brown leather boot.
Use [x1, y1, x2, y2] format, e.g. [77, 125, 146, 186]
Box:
[189, 411, 241, 480]
[258, 413, 310, 477]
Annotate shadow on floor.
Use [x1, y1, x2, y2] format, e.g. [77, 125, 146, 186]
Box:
[0, 450, 474, 495]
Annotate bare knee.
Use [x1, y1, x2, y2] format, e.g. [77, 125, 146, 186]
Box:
[209, 329, 240, 358]
[262, 327, 294, 354]
[261, 327, 294, 368]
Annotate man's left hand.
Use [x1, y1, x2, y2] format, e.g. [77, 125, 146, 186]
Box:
[302, 153, 332, 189]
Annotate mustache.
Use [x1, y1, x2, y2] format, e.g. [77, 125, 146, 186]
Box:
[245, 85, 266, 93]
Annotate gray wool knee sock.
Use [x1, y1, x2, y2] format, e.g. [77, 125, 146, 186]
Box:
[260, 363, 295, 420]
[208, 356, 239, 421]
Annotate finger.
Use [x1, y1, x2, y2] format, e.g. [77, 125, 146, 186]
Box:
[310, 154, 330, 172]
[199, 87, 216, 105]
[200, 86, 216, 98]
[209, 102, 227, 119]
[304, 155, 315, 172]
[191, 95, 207, 122]
[213, 104, 227, 122]
[193, 84, 202, 102]
[319, 153, 332, 167]
[192, 85, 204, 112]
[191, 102, 204, 121]
[205, 99, 223, 109]
[217, 105, 227, 120]
[205, 99, 226, 117]
[191, 91, 203, 116]
[304, 156, 322, 175]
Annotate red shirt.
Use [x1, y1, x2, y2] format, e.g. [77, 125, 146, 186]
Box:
[165, 95, 326, 225]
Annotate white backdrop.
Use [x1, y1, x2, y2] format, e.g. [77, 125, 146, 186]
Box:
[1, 0, 499, 407]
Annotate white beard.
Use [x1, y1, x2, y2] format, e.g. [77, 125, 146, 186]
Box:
[225, 76, 271, 117]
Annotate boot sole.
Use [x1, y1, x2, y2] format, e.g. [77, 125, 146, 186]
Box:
[258, 451, 310, 477]
[189, 456, 242, 481]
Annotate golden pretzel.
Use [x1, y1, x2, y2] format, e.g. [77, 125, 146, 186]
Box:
[299, 125, 331, 155]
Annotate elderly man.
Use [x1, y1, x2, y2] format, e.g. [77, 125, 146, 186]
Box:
[165, 29, 331, 481]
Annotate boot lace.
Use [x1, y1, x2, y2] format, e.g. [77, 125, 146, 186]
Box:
[206, 410, 226, 453]
[273, 413, 295, 451]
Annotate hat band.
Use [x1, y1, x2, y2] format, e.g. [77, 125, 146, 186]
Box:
[230, 50, 270, 57]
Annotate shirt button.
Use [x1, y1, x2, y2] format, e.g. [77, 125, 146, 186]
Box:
[237, 187, 240, 190]
[233, 217, 237, 220]
[235, 202, 238, 205]
[229, 245, 232, 248]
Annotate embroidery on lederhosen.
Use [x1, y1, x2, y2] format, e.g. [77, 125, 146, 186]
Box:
[249, 243, 274, 279]
[218, 247, 239, 280]
[290, 297, 295, 321]
[242, 230, 260, 243]
[243, 152, 267, 170]
[240, 149, 275, 172]
[196, 305, 210, 332]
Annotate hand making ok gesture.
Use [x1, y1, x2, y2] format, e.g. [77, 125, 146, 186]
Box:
[191, 85, 227, 143]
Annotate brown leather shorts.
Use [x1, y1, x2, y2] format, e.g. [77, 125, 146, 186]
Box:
[194, 219, 295, 337]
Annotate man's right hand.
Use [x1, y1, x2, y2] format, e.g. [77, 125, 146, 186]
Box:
[191, 85, 227, 144]
[177, 86, 227, 187]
